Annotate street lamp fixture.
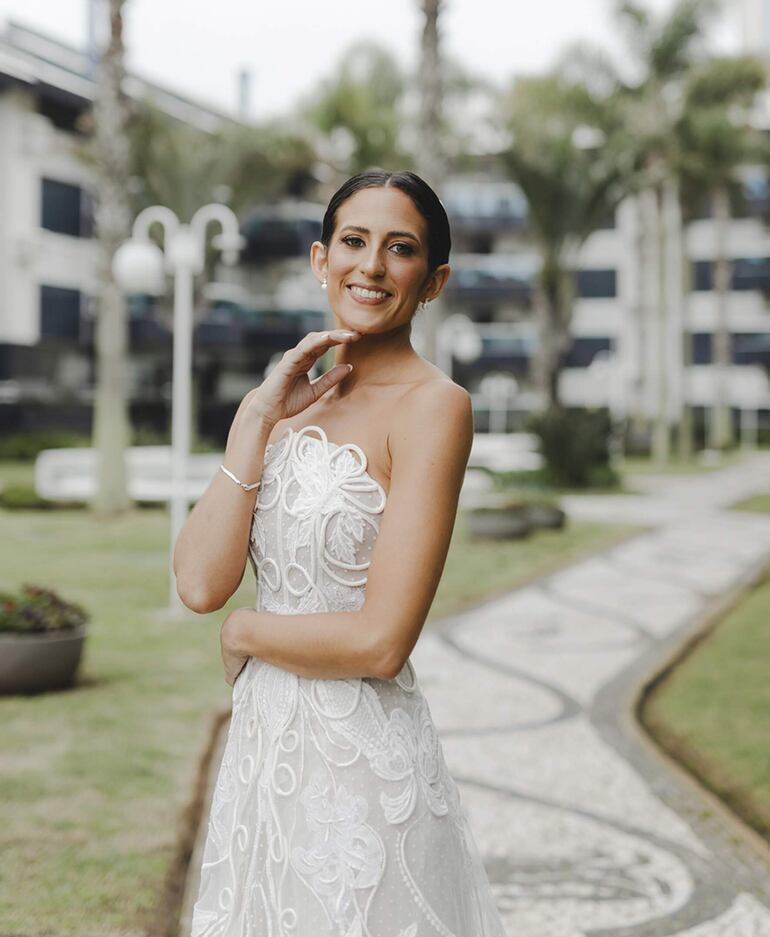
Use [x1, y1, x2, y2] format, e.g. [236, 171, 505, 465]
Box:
[112, 203, 246, 614]
[436, 313, 482, 379]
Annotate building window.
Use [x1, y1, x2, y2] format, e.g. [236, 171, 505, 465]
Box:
[40, 285, 82, 341]
[692, 332, 712, 364]
[733, 332, 770, 365]
[468, 233, 494, 254]
[733, 257, 770, 290]
[692, 258, 770, 291]
[575, 269, 617, 298]
[565, 337, 611, 367]
[597, 208, 616, 230]
[41, 178, 94, 237]
[37, 96, 86, 134]
[693, 260, 713, 290]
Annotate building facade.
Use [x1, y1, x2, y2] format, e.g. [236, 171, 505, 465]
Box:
[1, 18, 769, 444]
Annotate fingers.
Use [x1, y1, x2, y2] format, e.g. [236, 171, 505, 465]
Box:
[284, 329, 360, 369]
[309, 363, 353, 400]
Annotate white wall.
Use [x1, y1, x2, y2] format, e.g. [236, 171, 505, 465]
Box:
[0, 87, 99, 346]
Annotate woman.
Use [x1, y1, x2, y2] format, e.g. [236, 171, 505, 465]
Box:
[177, 170, 507, 936]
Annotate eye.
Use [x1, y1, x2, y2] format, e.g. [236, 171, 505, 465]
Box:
[341, 235, 414, 256]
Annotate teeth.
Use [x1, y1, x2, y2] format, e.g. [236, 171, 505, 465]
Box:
[350, 285, 388, 299]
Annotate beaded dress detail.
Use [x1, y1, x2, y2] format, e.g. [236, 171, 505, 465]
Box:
[190, 424, 507, 937]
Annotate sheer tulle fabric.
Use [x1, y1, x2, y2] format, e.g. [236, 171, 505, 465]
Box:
[190, 425, 507, 936]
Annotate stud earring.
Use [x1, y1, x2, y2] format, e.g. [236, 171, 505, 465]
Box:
[321, 277, 328, 290]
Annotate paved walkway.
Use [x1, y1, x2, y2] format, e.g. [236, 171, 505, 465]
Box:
[412, 451, 770, 936]
[182, 452, 770, 936]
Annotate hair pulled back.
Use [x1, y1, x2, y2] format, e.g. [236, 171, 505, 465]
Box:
[320, 169, 451, 275]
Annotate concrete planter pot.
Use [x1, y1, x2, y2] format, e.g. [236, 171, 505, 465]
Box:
[0, 625, 87, 695]
[466, 504, 532, 539]
[525, 502, 566, 530]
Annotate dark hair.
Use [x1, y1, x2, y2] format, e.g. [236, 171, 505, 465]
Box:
[320, 169, 451, 274]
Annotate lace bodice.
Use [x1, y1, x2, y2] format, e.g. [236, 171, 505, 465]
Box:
[248, 424, 388, 617]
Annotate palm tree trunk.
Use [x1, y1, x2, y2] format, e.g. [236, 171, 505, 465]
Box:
[652, 182, 670, 464]
[709, 185, 733, 450]
[534, 259, 569, 408]
[415, 0, 446, 366]
[678, 213, 694, 460]
[626, 194, 648, 440]
[91, 0, 133, 515]
[663, 175, 685, 459]
[637, 187, 660, 449]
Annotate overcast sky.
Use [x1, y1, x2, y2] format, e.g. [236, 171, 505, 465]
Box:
[0, 0, 743, 121]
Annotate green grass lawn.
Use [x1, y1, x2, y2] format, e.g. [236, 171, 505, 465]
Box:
[0, 459, 37, 488]
[0, 481, 640, 936]
[731, 492, 770, 514]
[641, 563, 770, 842]
[620, 447, 760, 477]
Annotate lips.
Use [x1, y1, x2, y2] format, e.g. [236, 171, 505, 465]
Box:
[347, 283, 392, 296]
[346, 283, 392, 305]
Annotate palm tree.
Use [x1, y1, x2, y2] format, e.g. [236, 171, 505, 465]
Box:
[128, 103, 318, 280]
[415, 0, 447, 366]
[499, 74, 635, 407]
[613, 0, 719, 462]
[297, 40, 410, 177]
[675, 56, 768, 450]
[89, 0, 133, 515]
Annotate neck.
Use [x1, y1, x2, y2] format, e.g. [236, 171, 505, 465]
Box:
[329, 321, 418, 397]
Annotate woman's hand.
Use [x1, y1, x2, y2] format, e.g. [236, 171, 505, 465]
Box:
[220, 610, 250, 688]
[244, 329, 362, 427]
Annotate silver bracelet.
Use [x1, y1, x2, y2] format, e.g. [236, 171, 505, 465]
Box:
[219, 463, 261, 492]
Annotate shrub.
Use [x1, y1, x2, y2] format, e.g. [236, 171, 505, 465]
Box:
[0, 431, 90, 461]
[527, 405, 620, 489]
[0, 484, 87, 511]
[0, 584, 89, 634]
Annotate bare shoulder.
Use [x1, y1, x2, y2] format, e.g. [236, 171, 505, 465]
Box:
[399, 376, 472, 419]
[388, 377, 474, 470]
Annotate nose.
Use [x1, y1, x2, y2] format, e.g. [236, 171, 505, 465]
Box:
[360, 245, 386, 278]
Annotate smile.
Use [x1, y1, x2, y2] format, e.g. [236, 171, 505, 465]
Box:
[347, 285, 391, 304]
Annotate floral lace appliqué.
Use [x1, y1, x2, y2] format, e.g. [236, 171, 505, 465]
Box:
[291, 770, 385, 934]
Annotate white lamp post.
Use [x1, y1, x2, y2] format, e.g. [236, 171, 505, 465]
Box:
[479, 372, 519, 434]
[112, 203, 246, 614]
[588, 349, 627, 465]
[730, 366, 770, 452]
[436, 313, 483, 379]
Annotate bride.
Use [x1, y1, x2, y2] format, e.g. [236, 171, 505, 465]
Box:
[175, 169, 507, 936]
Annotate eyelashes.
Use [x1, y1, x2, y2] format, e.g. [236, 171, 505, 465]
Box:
[341, 235, 414, 256]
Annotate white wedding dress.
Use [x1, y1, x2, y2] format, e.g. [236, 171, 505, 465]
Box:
[190, 424, 507, 937]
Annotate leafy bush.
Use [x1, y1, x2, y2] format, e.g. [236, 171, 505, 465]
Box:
[0, 431, 90, 461]
[527, 405, 620, 489]
[470, 488, 560, 509]
[132, 427, 220, 453]
[478, 465, 553, 492]
[0, 484, 87, 511]
[0, 584, 89, 634]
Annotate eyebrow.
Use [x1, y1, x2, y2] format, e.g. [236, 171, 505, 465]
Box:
[339, 224, 421, 244]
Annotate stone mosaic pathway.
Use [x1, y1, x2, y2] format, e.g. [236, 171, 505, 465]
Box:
[413, 452, 770, 936]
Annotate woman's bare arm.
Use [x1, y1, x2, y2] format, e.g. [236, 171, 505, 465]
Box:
[221, 380, 473, 681]
[173, 329, 361, 614]
[173, 397, 275, 613]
